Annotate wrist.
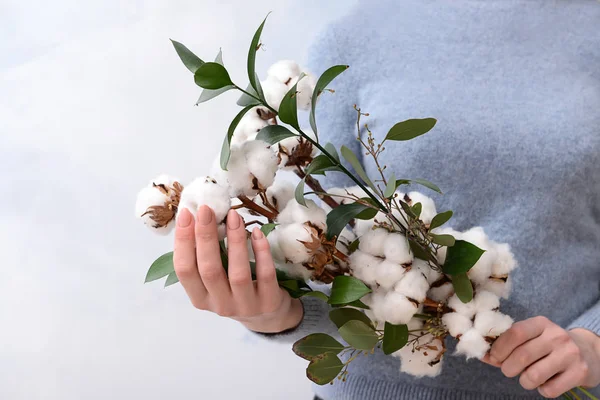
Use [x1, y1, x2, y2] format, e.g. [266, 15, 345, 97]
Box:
[569, 328, 600, 387]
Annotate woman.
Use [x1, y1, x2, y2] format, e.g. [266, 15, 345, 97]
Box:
[172, 1, 600, 398]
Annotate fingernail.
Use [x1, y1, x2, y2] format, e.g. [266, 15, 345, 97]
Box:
[252, 227, 264, 240]
[227, 209, 240, 229]
[177, 208, 192, 227]
[197, 206, 212, 225]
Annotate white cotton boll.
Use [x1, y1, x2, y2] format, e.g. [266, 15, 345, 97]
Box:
[383, 233, 413, 265]
[364, 308, 385, 331]
[379, 292, 419, 325]
[442, 312, 473, 338]
[461, 227, 495, 285]
[290, 73, 317, 110]
[396, 335, 444, 378]
[265, 180, 295, 211]
[407, 318, 425, 331]
[479, 276, 513, 299]
[327, 186, 369, 205]
[405, 191, 437, 225]
[242, 140, 279, 189]
[225, 145, 255, 197]
[427, 282, 455, 302]
[277, 223, 315, 264]
[217, 223, 227, 240]
[231, 107, 270, 146]
[431, 227, 462, 265]
[474, 290, 500, 313]
[491, 242, 518, 277]
[455, 329, 490, 360]
[262, 76, 289, 111]
[277, 199, 327, 230]
[358, 228, 390, 257]
[354, 218, 377, 238]
[394, 269, 430, 302]
[135, 187, 175, 235]
[275, 262, 312, 281]
[267, 60, 301, 84]
[149, 174, 178, 187]
[267, 229, 286, 262]
[474, 311, 513, 338]
[375, 260, 408, 290]
[414, 259, 443, 285]
[178, 177, 231, 224]
[448, 293, 477, 318]
[348, 250, 381, 286]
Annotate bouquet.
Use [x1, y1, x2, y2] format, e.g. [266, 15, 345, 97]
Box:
[134, 15, 595, 400]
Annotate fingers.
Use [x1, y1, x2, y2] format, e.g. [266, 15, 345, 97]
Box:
[538, 367, 586, 399]
[226, 210, 256, 314]
[195, 205, 232, 314]
[173, 208, 207, 308]
[251, 227, 282, 310]
[490, 316, 547, 363]
[500, 332, 554, 378]
[481, 353, 501, 368]
[519, 351, 567, 390]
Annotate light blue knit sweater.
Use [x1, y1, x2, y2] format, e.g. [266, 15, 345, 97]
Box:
[269, 1, 600, 398]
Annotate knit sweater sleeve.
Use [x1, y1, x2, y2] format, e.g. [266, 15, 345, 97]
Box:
[567, 300, 600, 336]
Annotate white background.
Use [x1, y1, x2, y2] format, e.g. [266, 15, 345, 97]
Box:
[0, 1, 357, 399]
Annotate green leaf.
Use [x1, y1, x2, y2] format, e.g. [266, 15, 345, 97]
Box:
[295, 178, 307, 207]
[384, 173, 397, 198]
[293, 334, 344, 361]
[429, 210, 453, 231]
[309, 65, 349, 136]
[194, 62, 233, 90]
[255, 125, 297, 145]
[278, 73, 305, 129]
[348, 238, 360, 253]
[382, 322, 409, 355]
[394, 179, 411, 189]
[326, 202, 370, 240]
[301, 291, 329, 302]
[345, 299, 369, 309]
[340, 146, 376, 192]
[400, 199, 416, 219]
[384, 118, 437, 141]
[324, 142, 340, 162]
[145, 252, 174, 283]
[411, 202, 422, 218]
[409, 239, 433, 262]
[170, 39, 204, 73]
[306, 353, 344, 385]
[164, 272, 179, 288]
[354, 198, 379, 220]
[260, 223, 278, 236]
[338, 320, 379, 350]
[196, 49, 234, 104]
[329, 308, 373, 329]
[305, 155, 339, 176]
[452, 273, 474, 303]
[442, 240, 486, 275]
[236, 83, 261, 107]
[430, 233, 456, 247]
[411, 178, 443, 194]
[248, 15, 270, 99]
[220, 104, 256, 170]
[329, 275, 372, 305]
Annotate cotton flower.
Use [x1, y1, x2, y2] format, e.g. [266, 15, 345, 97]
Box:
[225, 141, 279, 197]
[135, 174, 183, 235]
[231, 106, 273, 146]
[358, 228, 390, 257]
[327, 186, 370, 205]
[348, 250, 381, 286]
[455, 329, 490, 360]
[474, 290, 500, 313]
[290, 73, 317, 110]
[217, 223, 227, 241]
[243, 140, 279, 188]
[177, 176, 231, 225]
[474, 311, 513, 338]
[395, 334, 444, 378]
[266, 180, 295, 211]
[414, 259, 443, 285]
[394, 269, 430, 302]
[383, 233, 413, 265]
[375, 260, 408, 290]
[266, 228, 286, 262]
[276, 131, 318, 170]
[275, 262, 312, 281]
[371, 290, 419, 325]
[262, 76, 289, 111]
[448, 293, 477, 318]
[491, 242, 518, 277]
[461, 227, 495, 285]
[276, 199, 327, 230]
[442, 312, 473, 338]
[427, 282, 455, 302]
[277, 223, 319, 264]
[404, 191, 437, 226]
[479, 275, 513, 299]
[267, 60, 301, 84]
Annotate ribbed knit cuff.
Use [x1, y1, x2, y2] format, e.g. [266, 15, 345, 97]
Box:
[251, 296, 334, 344]
[567, 300, 600, 336]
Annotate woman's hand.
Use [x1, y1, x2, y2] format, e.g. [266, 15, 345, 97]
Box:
[173, 205, 304, 333]
[482, 316, 600, 398]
